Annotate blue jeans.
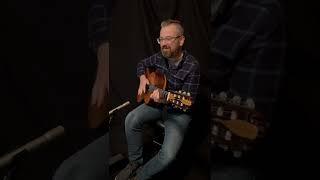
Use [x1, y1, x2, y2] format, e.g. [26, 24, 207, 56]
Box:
[125, 104, 192, 180]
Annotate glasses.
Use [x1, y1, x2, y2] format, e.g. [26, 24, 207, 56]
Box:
[156, 35, 181, 44]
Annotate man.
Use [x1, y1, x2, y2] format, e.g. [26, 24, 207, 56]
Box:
[208, 0, 286, 121]
[88, 0, 112, 128]
[115, 19, 200, 180]
[52, 0, 112, 179]
[208, 0, 286, 179]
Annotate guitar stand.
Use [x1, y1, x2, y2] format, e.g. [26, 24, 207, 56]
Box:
[108, 101, 130, 172]
[108, 110, 125, 167]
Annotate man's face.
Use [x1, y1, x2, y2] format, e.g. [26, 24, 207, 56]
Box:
[159, 24, 185, 59]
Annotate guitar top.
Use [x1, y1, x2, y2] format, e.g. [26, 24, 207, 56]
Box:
[137, 68, 193, 111]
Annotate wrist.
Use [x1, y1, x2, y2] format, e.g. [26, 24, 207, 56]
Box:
[139, 75, 147, 81]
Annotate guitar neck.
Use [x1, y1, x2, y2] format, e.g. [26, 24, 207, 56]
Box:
[147, 84, 169, 100]
[146, 84, 192, 110]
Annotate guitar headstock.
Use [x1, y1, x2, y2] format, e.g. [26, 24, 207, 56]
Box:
[209, 91, 268, 156]
[166, 90, 192, 111]
[211, 91, 256, 110]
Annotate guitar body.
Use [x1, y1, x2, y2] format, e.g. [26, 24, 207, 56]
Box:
[137, 68, 167, 105]
[136, 68, 192, 111]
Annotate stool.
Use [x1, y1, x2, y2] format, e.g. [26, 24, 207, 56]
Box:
[152, 120, 165, 147]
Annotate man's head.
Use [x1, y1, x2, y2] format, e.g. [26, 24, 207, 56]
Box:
[157, 19, 185, 60]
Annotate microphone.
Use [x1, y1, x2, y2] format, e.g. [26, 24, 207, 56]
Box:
[109, 101, 130, 115]
[108, 101, 130, 124]
[0, 126, 65, 169]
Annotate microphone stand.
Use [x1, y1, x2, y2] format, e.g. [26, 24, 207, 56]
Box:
[1, 150, 28, 180]
[108, 101, 130, 125]
[0, 126, 65, 180]
[107, 101, 130, 170]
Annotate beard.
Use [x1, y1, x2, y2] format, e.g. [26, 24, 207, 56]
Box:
[161, 46, 172, 58]
[161, 45, 180, 59]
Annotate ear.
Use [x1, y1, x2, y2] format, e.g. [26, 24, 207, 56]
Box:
[179, 35, 185, 47]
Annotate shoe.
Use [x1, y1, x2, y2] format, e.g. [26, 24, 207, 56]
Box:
[128, 175, 138, 180]
[115, 162, 140, 180]
[128, 166, 142, 180]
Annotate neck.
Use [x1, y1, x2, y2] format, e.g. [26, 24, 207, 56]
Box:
[169, 51, 183, 62]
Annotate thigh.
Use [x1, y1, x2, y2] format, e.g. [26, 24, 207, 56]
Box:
[165, 113, 192, 135]
[161, 113, 192, 153]
[126, 104, 162, 125]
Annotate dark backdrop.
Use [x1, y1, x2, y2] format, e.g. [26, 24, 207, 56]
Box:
[2, 0, 320, 179]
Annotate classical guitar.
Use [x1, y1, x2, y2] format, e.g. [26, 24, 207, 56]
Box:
[137, 68, 192, 111]
[209, 91, 268, 157]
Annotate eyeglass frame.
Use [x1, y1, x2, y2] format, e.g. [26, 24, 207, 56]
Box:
[156, 35, 182, 44]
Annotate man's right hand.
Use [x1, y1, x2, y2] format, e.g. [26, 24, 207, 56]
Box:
[138, 75, 149, 95]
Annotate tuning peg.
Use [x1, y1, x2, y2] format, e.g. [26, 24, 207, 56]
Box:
[217, 107, 223, 116]
[179, 90, 182, 93]
[233, 151, 242, 158]
[218, 91, 227, 101]
[230, 110, 237, 120]
[225, 131, 232, 141]
[187, 92, 191, 96]
[182, 91, 186, 95]
[230, 96, 241, 105]
[211, 125, 219, 135]
[245, 98, 255, 109]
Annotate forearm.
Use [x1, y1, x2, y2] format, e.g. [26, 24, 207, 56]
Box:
[96, 42, 109, 92]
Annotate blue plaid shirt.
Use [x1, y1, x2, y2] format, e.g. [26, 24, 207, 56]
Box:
[209, 0, 286, 119]
[88, 0, 112, 52]
[137, 50, 200, 106]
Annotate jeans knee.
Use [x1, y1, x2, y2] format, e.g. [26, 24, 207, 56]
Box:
[158, 149, 176, 166]
[125, 111, 141, 131]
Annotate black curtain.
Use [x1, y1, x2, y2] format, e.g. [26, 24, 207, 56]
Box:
[108, 0, 211, 178]
[109, 0, 210, 108]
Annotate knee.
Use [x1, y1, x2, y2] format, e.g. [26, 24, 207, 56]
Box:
[125, 111, 141, 130]
[158, 149, 176, 166]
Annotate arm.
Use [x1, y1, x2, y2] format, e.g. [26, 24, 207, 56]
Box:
[182, 63, 201, 104]
[136, 55, 158, 97]
[136, 54, 159, 77]
[209, 3, 280, 88]
[90, 42, 109, 107]
[89, 0, 112, 107]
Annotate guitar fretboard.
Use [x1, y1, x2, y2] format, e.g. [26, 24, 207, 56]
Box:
[147, 84, 168, 100]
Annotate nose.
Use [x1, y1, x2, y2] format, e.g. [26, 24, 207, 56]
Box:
[160, 40, 167, 46]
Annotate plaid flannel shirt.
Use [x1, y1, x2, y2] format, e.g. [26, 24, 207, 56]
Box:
[137, 50, 200, 108]
[209, 0, 286, 119]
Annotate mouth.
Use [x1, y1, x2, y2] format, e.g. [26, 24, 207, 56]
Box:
[162, 48, 170, 52]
